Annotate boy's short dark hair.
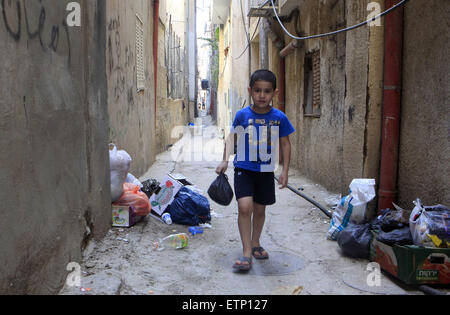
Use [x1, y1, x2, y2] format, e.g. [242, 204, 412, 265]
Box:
[250, 69, 277, 90]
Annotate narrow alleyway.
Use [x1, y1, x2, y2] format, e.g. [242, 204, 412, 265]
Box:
[59, 117, 422, 295]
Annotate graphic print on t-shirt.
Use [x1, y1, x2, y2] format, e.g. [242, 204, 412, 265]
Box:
[231, 106, 295, 172]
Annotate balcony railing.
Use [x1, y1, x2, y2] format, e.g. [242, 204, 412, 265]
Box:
[248, 0, 279, 17]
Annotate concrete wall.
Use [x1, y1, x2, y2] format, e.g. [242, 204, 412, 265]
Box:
[0, 0, 110, 294]
[397, 0, 450, 208]
[272, 0, 449, 209]
[267, 0, 383, 202]
[230, 0, 251, 116]
[220, 0, 448, 211]
[106, 0, 156, 177]
[216, 0, 250, 138]
[217, 22, 232, 135]
[155, 0, 189, 155]
[281, 0, 350, 193]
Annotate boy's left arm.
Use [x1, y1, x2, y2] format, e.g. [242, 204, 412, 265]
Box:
[279, 136, 291, 189]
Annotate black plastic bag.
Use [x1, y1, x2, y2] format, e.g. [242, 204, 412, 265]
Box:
[370, 208, 407, 232]
[376, 227, 413, 246]
[141, 178, 161, 198]
[207, 173, 234, 206]
[167, 187, 211, 226]
[337, 223, 373, 259]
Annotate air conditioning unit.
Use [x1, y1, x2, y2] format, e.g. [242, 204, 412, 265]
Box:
[248, 0, 279, 17]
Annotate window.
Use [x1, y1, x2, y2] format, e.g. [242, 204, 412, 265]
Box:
[304, 50, 321, 117]
[136, 14, 145, 92]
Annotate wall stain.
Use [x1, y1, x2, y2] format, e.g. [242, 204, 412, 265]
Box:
[348, 106, 355, 123]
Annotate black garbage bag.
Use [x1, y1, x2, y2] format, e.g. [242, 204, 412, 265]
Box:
[376, 226, 413, 246]
[167, 187, 211, 226]
[141, 178, 161, 198]
[337, 223, 373, 259]
[370, 208, 408, 232]
[207, 173, 234, 206]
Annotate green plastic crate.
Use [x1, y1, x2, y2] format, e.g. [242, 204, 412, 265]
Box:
[370, 232, 450, 285]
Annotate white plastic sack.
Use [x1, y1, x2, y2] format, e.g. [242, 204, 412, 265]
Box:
[409, 199, 425, 245]
[409, 199, 450, 247]
[126, 173, 143, 188]
[327, 179, 376, 240]
[109, 144, 132, 202]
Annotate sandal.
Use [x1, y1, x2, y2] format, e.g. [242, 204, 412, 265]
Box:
[252, 247, 269, 260]
[233, 256, 252, 271]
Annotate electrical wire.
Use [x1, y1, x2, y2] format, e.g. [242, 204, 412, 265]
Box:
[232, 17, 261, 60]
[231, 0, 269, 60]
[240, 0, 251, 46]
[270, 0, 409, 40]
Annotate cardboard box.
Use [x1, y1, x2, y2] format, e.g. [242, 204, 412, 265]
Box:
[370, 232, 450, 285]
[112, 205, 144, 228]
[149, 173, 192, 216]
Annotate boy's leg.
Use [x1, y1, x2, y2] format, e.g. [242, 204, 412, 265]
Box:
[251, 172, 275, 258]
[251, 202, 268, 257]
[236, 196, 254, 266]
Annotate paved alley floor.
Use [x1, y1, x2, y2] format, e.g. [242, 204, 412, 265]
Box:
[60, 116, 424, 295]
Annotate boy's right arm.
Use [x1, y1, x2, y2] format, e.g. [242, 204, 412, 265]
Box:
[216, 133, 237, 174]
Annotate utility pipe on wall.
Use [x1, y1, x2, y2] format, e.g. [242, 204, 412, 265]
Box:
[260, 18, 269, 69]
[378, 0, 404, 211]
[279, 39, 301, 58]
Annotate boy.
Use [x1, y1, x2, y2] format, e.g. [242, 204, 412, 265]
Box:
[216, 69, 295, 271]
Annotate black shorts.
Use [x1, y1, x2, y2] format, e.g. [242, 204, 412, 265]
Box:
[234, 168, 276, 205]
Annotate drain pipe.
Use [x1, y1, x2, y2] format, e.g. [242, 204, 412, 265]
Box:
[378, 0, 404, 211]
[278, 8, 302, 59]
[260, 18, 269, 69]
[153, 0, 160, 119]
[280, 39, 301, 58]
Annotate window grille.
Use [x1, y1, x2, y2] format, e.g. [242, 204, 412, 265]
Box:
[304, 50, 321, 117]
[136, 14, 145, 92]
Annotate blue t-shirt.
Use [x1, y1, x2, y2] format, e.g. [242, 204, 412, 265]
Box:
[231, 106, 295, 172]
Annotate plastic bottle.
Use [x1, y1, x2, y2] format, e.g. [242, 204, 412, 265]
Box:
[189, 226, 204, 235]
[162, 213, 172, 225]
[153, 233, 189, 251]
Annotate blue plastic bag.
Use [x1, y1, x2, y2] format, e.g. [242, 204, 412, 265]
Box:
[167, 187, 211, 226]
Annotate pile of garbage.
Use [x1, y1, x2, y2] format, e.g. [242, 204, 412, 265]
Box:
[109, 144, 213, 245]
[326, 179, 450, 260]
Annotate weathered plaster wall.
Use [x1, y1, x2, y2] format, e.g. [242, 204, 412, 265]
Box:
[155, 1, 188, 155]
[217, 22, 233, 136]
[106, 0, 156, 177]
[0, 0, 110, 294]
[156, 98, 187, 154]
[230, 0, 251, 116]
[342, 0, 371, 190]
[397, 0, 450, 208]
[279, 0, 383, 201]
[282, 0, 349, 193]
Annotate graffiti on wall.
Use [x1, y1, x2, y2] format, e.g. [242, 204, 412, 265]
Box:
[107, 14, 137, 140]
[1, 0, 72, 65]
[107, 15, 135, 102]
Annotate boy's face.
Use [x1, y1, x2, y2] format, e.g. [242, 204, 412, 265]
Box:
[248, 80, 278, 110]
